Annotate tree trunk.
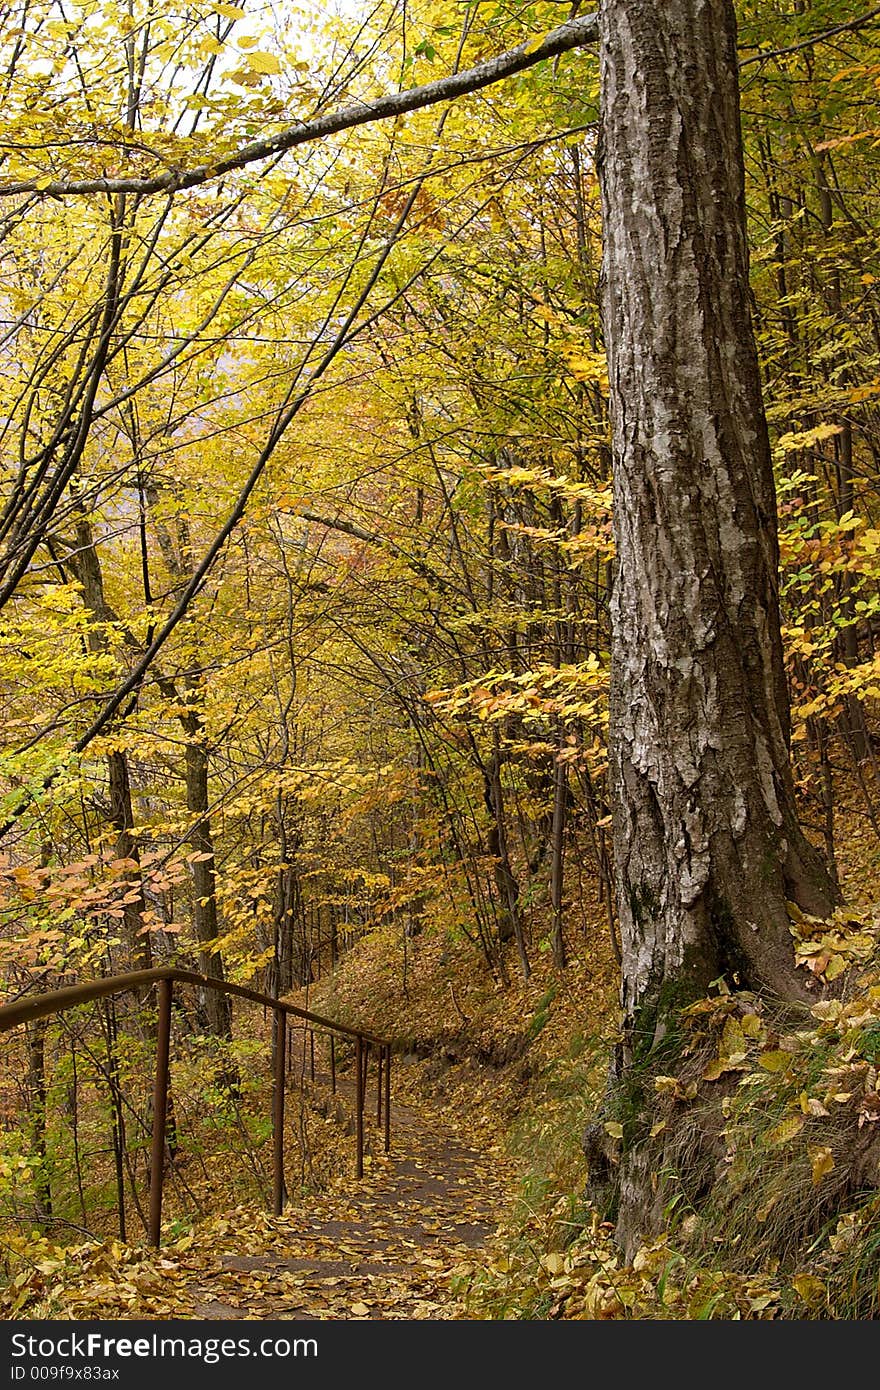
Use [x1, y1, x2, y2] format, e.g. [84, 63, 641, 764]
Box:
[143, 485, 232, 1038]
[71, 514, 152, 973]
[26, 1013, 52, 1223]
[549, 729, 568, 970]
[597, 0, 838, 1057]
[107, 749, 152, 973]
[184, 724, 232, 1039]
[485, 744, 531, 980]
[815, 156, 871, 764]
[275, 862, 309, 994]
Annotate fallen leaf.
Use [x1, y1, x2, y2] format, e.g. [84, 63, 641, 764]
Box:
[810, 1146, 835, 1184]
[791, 1274, 826, 1307]
[765, 1113, 805, 1145]
[758, 1050, 791, 1073]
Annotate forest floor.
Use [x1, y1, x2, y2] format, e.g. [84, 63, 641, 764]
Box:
[3, 1065, 519, 1320]
[20, 808, 880, 1321]
[184, 1085, 515, 1321]
[9, 857, 880, 1318]
[2, 916, 615, 1320]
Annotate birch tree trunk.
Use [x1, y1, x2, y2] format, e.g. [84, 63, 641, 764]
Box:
[597, 0, 838, 1058]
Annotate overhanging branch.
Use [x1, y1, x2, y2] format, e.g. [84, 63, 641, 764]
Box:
[0, 13, 598, 201]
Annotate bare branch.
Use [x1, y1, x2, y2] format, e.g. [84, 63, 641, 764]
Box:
[299, 510, 456, 595]
[740, 5, 880, 68]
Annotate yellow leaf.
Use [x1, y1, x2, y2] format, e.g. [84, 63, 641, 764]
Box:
[749, 1292, 777, 1313]
[759, 1050, 792, 1072]
[350, 1302, 370, 1316]
[650, 1119, 667, 1138]
[702, 1059, 725, 1081]
[523, 32, 549, 54]
[247, 51, 282, 74]
[563, 349, 609, 387]
[810, 1146, 835, 1185]
[542, 1252, 566, 1275]
[604, 1121, 624, 1140]
[722, 1017, 745, 1057]
[766, 1113, 805, 1145]
[741, 1013, 763, 1039]
[777, 423, 843, 453]
[824, 954, 847, 981]
[791, 1274, 826, 1307]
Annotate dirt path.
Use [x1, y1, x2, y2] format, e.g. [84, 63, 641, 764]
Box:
[4, 1066, 515, 1321]
[186, 1080, 513, 1320]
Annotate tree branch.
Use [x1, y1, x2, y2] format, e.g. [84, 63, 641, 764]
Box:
[299, 509, 456, 595]
[0, 13, 598, 201]
[739, 6, 880, 68]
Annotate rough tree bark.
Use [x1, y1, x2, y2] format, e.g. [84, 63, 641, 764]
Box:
[597, 0, 839, 1060]
[586, 0, 842, 1256]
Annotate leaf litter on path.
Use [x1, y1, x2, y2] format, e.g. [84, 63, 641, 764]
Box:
[5, 1084, 516, 1321]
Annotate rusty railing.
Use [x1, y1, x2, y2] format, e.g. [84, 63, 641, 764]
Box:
[0, 967, 392, 1245]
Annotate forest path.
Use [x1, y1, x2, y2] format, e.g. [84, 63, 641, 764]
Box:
[186, 1075, 513, 1320]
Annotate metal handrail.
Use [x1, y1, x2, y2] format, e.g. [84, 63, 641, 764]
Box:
[0, 966, 392, 1245]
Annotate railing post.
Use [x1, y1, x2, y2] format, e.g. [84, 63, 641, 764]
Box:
[273, 1008, 287, 1216]
[0, 970, 393, 1242]
[149, 977, 172, 1248]
[355, 1034, 364, 1179]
